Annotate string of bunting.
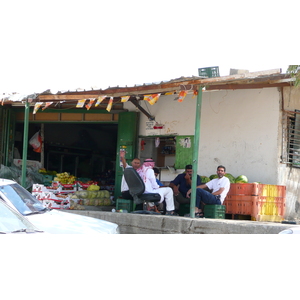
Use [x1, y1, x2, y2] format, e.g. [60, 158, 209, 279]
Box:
[28, 88, 199, 114]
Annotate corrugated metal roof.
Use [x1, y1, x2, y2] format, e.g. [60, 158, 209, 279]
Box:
[1, 68, 293, 104]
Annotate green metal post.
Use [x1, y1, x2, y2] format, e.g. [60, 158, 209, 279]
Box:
[4, 109, 10, 166]
[21, 99, 30, 188]
[190, 87, 203, 218]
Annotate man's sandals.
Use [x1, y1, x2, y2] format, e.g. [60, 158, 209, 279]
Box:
[195, 212, 204, 218]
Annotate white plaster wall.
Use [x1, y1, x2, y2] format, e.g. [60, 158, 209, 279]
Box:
[124, 88, 281, 184]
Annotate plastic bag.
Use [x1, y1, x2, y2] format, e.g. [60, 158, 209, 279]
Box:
[29, 131, 42, 153]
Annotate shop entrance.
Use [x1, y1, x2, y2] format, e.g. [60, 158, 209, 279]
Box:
[14, 122, 118, 184]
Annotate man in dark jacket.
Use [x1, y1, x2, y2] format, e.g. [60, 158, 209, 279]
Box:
[169, 164, 201, 210]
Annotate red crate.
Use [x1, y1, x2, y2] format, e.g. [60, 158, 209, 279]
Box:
[223, 195, 254, 215]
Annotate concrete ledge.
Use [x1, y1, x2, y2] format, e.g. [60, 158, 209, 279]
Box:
[65, 210, 296, 234]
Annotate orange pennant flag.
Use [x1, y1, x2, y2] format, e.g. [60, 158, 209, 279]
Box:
[95, 95, 107, 107]
[192, 90, 198, 98]
[121, 96, 130, 103]
[106, 97, 113, 112]
[85, 98, 95, 110]
[42, 102, 53, 111]
[178, 91, 187, 102]
[33, 102, 43, 114]
[144, 93, 161, 105]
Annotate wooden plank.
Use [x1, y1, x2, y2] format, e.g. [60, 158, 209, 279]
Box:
[84, 114, 113, 121]
[34, 113, 60, 121]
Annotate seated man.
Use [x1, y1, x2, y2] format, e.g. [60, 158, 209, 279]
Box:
[139, 159, 177, 216]
[153, 167, 164, 187]
[169, 164, 201, 211]
[119, 150, 143, 209]
[187, 165, 230, 218]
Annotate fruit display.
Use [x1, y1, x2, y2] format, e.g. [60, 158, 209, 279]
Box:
[234, 175, 248, 183]
[224, 173, 235, 183]
[200, 176, 210, 183]
[74, 189, 111, 206]
[53, 172, 76, 184]
[207, 173, 250, 183]
[87, 184, 100, 191]
[39, 168, 57, 176]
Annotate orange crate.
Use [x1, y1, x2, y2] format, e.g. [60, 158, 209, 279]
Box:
[227, 183, 259, 196]
[223, 195, 254, 215]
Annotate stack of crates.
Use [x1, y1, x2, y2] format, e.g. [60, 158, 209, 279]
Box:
[224, 183, 286, 222]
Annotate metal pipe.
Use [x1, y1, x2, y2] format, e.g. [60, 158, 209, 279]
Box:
[40, 123, 44, 168]
[21, 99, 30, 187]
[190, 87, 203, 218]
[4, 109, 10, 165]
[129, 98, 155, 120]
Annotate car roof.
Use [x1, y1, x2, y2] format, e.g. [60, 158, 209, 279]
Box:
[0, 178, 16, 186]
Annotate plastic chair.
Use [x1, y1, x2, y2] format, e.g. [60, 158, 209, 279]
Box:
[123, 168, 161, 214]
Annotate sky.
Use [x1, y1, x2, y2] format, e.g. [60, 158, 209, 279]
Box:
[0, 0, 297, 95]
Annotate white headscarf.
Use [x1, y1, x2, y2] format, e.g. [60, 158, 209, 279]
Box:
[137, 158, 155, 182]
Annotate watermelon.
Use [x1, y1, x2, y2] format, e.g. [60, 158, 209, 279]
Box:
[224, 173, 235, 183]
[235, 175, 248, 183]
[209, 174, 218, 180]
[200, 176, 210, 183]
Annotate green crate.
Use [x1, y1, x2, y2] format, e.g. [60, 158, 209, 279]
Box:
[198, 66, 220, 78]
[77, 177, 91, 183]
[42, 174, 53, 184]
[179, 203, 190, 216]
[116, 198, 135, 212]
[204, 205, 225, 219]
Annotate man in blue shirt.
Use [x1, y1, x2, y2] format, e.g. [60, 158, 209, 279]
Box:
[153, 168, 164, 187]
[169, 164, 201, 211]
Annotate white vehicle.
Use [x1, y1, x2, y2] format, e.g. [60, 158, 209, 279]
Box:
[278, 226, 300, 234]
[0, 178, 119, 234]
[0, 197, 42, 234]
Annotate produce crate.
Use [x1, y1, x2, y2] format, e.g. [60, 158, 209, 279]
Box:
[198, 66, 220, 78]
[179, 203, 190, 216]
[204, 205, 225, 219]
[224, 195, 253, 215]
[224, 183, 286, 222]
[228, 183, 286, 198]
[252, 196, 285, 222]
[257, 184, 286, 198]
[42, 174, 53, 186]
[116, 198, 135, 212]
[227, 183, 259, 196]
